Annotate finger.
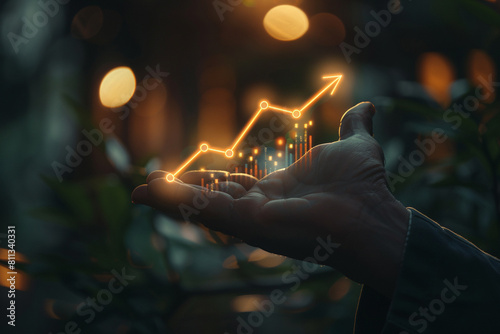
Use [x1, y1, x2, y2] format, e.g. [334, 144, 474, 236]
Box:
[147, 178, 239, 235]
[180, 170, 257, 191]
[179, 170, 229, 185]
[131, 185, 149, 204]
[229, 173, 258, 190]
[180, 171, 252, 198]
[261, 198, 311, 224]
[131, 183, 192, 221]
[217, 181, 248, 199]
[147, 170, 168, 183]
[339, 102, 375, 140]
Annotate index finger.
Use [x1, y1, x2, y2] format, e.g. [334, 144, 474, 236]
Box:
[144, 177, 240, 236]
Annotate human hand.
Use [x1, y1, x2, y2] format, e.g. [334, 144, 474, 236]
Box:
[132, 102, 409, 297]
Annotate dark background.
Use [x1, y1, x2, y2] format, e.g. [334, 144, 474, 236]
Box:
[1, 0, 499, 333]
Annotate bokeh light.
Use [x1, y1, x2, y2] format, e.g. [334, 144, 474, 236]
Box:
[467, 49, 496, 103]
[99, 66, 136, 108]
[231, 295, 266, 312]
[263, 5, 309, 41]
[417, 53, 455, 107]
[222, 255, 239, 269]
[128, 82, 169, 159]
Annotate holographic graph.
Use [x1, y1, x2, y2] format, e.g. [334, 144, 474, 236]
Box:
[166, 74, 343, 182]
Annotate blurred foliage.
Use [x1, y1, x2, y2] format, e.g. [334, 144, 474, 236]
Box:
[386, 82, 500, 256]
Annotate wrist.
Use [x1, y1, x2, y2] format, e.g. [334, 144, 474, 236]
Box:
[333, 195, 409, 298]
[361, 198, 409, 297]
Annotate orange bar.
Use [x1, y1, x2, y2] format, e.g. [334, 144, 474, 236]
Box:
[308, 135, 312, 169]
[299, 137, 303, 158]
[259, 169, 262, 179]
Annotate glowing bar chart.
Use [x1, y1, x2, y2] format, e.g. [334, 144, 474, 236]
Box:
[165, 74, 342, 183]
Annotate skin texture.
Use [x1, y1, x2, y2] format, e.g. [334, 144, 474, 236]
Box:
[132, 102, 410, 298]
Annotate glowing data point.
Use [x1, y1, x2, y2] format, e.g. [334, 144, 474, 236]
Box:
[166, 173, 175, 182]
[260, 101, 269, 109]
[292, 109, 301, 118]
[225, 149, 234, 158]
[200, 143, 209, 152]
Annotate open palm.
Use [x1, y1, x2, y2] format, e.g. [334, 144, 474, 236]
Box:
[132, 102, 409, 297]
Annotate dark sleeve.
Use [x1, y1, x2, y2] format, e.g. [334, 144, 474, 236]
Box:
[354, 208, 500, 334]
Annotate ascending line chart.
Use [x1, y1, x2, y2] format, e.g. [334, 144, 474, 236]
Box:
[165, 74, 343, 182]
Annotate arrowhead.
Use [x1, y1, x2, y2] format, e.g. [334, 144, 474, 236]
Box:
[322, 75, 342, 95]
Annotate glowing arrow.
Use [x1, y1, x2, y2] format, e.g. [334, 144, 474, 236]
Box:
[165, 74, 342, 182]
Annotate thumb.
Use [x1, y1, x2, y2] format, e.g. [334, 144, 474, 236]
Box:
[339, 102, 375, 140]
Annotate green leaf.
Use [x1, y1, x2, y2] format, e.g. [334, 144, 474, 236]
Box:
[95, 177, 131, 231]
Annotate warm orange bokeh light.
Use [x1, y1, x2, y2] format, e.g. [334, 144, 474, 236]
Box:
[418, 53, 455, 107]
[232, 295, 266, 312]
[467, 49, 496, 103]
[99, 66, 136, 108]
[263, 5, 309, 41]
[223, 255, 239, 269]
[0, 248, 29, 291]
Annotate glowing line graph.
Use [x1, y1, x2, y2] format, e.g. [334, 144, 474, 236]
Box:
[165, 74, 343, 182]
